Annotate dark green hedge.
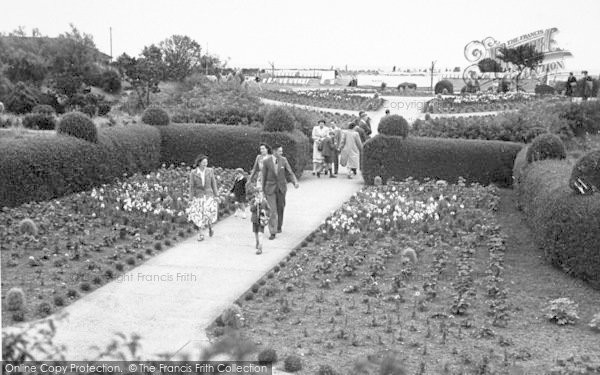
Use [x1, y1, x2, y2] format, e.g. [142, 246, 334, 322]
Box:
[158, 124, 308, 179]
[516, 160, 600, 289]
[0, 125, 161, 208]
[363, 135, 523, 187]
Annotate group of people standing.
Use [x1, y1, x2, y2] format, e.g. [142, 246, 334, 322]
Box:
[186, 143, 299, 255]
[566, 71, 597, 99]
[311, 111, 372, 179]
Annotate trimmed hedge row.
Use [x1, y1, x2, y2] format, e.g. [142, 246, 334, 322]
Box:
[362, 135, 523, 187]
[158, 124, 308, 179]
[0, 125, 161, 207]
[515, 159, 600, 289]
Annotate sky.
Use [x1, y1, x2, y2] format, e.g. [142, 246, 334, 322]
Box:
[2, 0, 599, 73]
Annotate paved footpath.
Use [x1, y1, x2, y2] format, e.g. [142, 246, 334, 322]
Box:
[9, 171, 362, 362]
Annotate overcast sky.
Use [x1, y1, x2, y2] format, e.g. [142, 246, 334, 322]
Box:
[2, 0, 599, 72]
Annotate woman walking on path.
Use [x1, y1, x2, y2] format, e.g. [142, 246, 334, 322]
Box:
[339, 122, 363, 179]
[250, 190, 271, 254]
[311, 119, 329, 177]
[248, 143, 273, 191]
[187, 154, 220, 241]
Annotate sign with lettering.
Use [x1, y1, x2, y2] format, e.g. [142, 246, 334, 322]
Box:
[463, 28, 572, 85]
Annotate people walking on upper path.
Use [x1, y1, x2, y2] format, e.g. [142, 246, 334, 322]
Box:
[566, 72, 577, 96]
[187, 154, 220, 241]
[261, 144, 299, 239]
[329, 121, 342, 175]
[311, 119, 329, 177]
[339, 122, 363, 179]
[357, 111, 372, 139]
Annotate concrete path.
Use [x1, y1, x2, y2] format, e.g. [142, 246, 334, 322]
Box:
[6, 170, 362, 361]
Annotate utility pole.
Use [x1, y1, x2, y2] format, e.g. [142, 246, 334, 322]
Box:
[430, 60, 436, 95]
[109, 27, 113, 60]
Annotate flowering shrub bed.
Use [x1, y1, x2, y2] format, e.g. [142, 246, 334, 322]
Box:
[424, 92, 538, 114]
[414, 99, 600, 144]
[259, 89, 383, 111]
[211, 178, 600, 374]
[0, 164, 252, 326]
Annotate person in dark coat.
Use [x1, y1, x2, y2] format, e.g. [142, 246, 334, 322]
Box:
[566, 72, 577, 96]
[320, 130, 338, 178]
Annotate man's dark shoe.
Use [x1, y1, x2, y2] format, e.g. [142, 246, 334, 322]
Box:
[277, 229, 282, 233]
[330, 174, 337, 178]
[269, 234, 276, 240]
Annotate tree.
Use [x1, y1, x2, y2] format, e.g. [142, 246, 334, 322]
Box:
[477, 57, 503, 73]
[159, 35, 202, 81]
[115, 45, 165, 108]
[497, 44, 544, 91]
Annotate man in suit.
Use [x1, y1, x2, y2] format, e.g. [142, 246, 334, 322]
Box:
[261, 144, 299, 239]
[329, 121, 342, 175]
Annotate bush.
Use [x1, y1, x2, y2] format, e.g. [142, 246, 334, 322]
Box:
[317, 365, 338, 375]
[284, 355, 303, 372]
[377, 115, 409, 138]
[257, 348, 278, 365]
[517, 159, 600, 289]
[263, 106, 295, 132]
[434, 80, 454, 95]
[97, 103, 111, 116]
[526, 134, 566, 163]
[6, 288, 25, 311]
[22, 113, 56, 130]
[32, 104, 56, 115]
[18, 218, 38, 236]
[100, 70, 121, 94]
[535, 84, 556, 95]
[57, 111, 98, 143]
[142, 107, 170, 126]
[569, 150, 600, 195]
[5, 82, 38, 114]
[220, 304, 244, 329]
[0, 125, 161, 207]
[81, 104, 97, 118]
[363, 135, 523, 187]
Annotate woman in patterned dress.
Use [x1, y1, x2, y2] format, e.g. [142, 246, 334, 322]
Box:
[187, 154, 220, 241]
[312, 119, 329, 177]
[248, 143, 273, 192]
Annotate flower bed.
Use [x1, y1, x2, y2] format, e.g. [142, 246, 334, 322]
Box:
[209, 179, 599, 374]
[414, 99, 600, 143]
[0, 164, 252, 327]
[259, 89, 383, 111]
[424, 92, 538, 114]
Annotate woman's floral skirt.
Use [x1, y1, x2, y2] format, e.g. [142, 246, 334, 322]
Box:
[186, 196, 218, 228]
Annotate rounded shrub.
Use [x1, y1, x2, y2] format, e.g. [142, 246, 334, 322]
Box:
[81, 104, 97, 118]
[526, 134, 566, 163]
[284, 355, 303, 372]
[6, 287, 25, 311]
[22, 113, 56, 130]
[32, 104, 56, 115]
[142, 107, 170, 126]
[19, 218, 38, 236]
[378, 115, 409, 138]
[6, 82, 38, 114]
[434, 79, 454, 95]
[57, 111, 98, 143]
[569, 150, 600, 195]
[263, 106, 295, 132]
[37, 301, 52, 317]
[317, 364, 338, 375]
[98, 103, 111, 116]
[257, 348, 278, 365]
[100, 70, 122, 94]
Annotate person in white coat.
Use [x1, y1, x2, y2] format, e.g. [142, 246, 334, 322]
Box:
[339, 122, 363, 179]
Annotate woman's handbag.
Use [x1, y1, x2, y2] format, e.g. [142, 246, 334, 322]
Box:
[317, 140, 323, 152]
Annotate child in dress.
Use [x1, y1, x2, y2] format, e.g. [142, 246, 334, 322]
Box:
[230, 168, 248, 218]
[250, 190, 271, 254]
